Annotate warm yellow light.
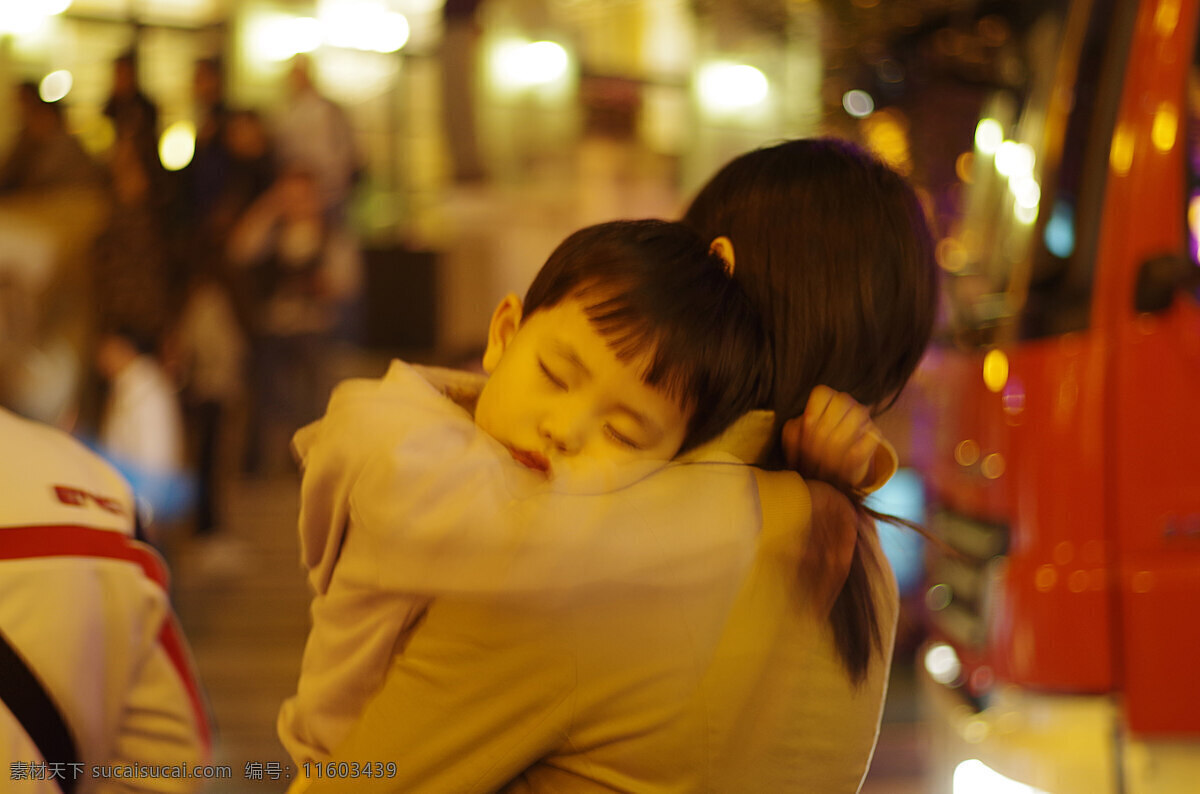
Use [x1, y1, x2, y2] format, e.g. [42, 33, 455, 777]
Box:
[954, 759, 1049, 794]
[983, 349, 1009, 392]
[1014, 199, 1038, 226]
[1110, 125, 1135, 175]
[996, 140, 1034, 179]
[842, 89, 875, 119]
[936, 236, 968, 273]
[159, 121, 196, 171]
[1152, 102, 1178, 152]
[981, 452, 1006, 479]
[1154, 0, 1181, 36]
[39, 70, 73, 102]
[924, 642, 961, 685]
[321, 1, 410, 52]
[248, 14, 320, 62]
[955, 439, 981, 467]
[0, 4, 46, 34]
[955, 151, 975, 183]
[491, 39, 570, 92]
[1011, 175, 1040, 210]
[974, 118, 1004, 155]
[697, 62, 769, 113]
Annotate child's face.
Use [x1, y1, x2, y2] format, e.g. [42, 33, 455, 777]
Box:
[475, 294, 691, 478]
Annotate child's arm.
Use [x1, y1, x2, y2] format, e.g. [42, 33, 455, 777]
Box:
[780, 385, 898, 493]
[296, 360, 762, 598]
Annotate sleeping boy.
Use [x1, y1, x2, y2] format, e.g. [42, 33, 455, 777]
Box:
[279, 219, 894, 764]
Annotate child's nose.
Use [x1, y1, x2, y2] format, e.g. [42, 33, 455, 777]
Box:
[540, 410, 587, 455]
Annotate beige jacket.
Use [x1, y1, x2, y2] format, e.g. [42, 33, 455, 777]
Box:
[294, 362, 899, 793]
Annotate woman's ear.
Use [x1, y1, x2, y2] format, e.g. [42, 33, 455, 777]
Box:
[482, 293, 524, 374]
[710, 236, 736, 275]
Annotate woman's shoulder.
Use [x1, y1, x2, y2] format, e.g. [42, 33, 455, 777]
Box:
[677, 409, 775, 465]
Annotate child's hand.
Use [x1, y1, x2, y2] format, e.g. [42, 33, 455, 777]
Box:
[782, 386, 880, 491]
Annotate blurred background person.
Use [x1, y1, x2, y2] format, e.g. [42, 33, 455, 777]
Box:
[0, 82, 102, 195]
[273, 56, 362, 223]
[228, 167, 362, 476]
[163, 263, 249, 573]
[0, 404, 211, 794]
[103, 49, 161, 200]
[93, 324, 192, 538]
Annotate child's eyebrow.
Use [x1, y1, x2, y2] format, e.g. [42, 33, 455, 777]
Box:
[551, 341, 592, 377]
[614, 404, 654, 432]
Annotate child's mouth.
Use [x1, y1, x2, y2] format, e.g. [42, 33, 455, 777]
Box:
[508, 447, 550, 474]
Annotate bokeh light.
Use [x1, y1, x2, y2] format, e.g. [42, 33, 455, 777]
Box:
[159, 121, 197, 171]
[697, 62, 769, 113]
[842, 89, 875, 118]
[38, 70, 73, 102]
[924, 642, 962, 685]
[491, 39, 570, 91]
[953, 759, 1049, 794]
[983, 349, 1009, 393]
[974, 118, 1004, 155]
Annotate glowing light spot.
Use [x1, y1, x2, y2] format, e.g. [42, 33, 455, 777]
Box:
[1053, 541, 1074, 565]
[963, 718, 989, 743]
[1014, 200, 1038, 225]
[1068, 570, 1089, 593]
[372, 12, 411, 52]
[321, 1, 410, 52]
[981, 453, 1006, 479]
[955, 439, 981, 467]
[955, 151, 975, 183]
[249, 14, 321, 61]
[1044, 200, 1075, 258]
[1011, 175, 1040, 210]
[0, 3, 47, 34]
[996, 140, 1035, 179]
[39, 70, 73, 102]
[983, 349, 1008, 392]
[842, 89, 875, 118]
[697, 62, 769, 113]
[924, 642, 962, 685]
[954, 759, 1050, 794]
[1154, 0, 1181, 36]
[1152, 102, 1178, 152]
[1131, 571, 1155, 593]
[969, 665, 995, 694]
[1111, 125, 1135, 175]
[1035, 564, 1057, 592]
[159, 121, 196, 171]
[975, 118, 1004, 155]
[1002, 377, 1025, 416]
[936, 236, 968, 273]
[925, 583, 953, 611]
[492, 39, 570, 91]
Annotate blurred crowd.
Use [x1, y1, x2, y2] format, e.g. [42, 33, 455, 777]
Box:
[0, 50, 365, 555]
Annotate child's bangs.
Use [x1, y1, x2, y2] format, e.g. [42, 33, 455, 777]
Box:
[571, 282, 699, 411]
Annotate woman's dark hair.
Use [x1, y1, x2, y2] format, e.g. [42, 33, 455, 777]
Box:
[523, 219, 772, 453]
[683, 138, 939, 684]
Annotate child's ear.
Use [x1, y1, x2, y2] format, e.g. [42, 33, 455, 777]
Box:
[710, 236, 736, 275]
[482, 293, 524, 374]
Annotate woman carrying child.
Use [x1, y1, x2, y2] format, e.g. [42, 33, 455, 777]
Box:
[290, 138, 937, 793]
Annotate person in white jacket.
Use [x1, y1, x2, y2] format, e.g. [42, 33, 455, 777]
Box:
[0, 406, 211, 793]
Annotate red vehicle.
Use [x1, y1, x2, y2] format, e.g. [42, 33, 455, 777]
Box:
[916, 0, 1200, 791]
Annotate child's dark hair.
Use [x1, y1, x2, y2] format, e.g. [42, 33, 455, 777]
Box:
[522, 219, 771, 453]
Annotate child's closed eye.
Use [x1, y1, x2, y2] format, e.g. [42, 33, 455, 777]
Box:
[538, 359, 568, 389]
[604, 424, 642, 450]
